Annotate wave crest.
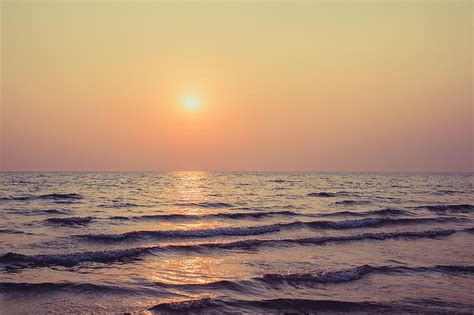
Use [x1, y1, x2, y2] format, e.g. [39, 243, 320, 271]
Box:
[308, 192, 337, 197]
[150, 297, 396, 313]
[75, 223, 292, 242]
[415, 204, 474, 214]
[0, 193, 83, 202]
[45, 217, 93, 226]
[175, 202, 234, 208]
[75, 216, 463, 243]
[110, 210, 299, 222]
[1, 229, 468, 270]
[318, 208, 412, 217]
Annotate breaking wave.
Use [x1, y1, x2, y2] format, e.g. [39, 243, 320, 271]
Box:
[75, 223, 291, 242]
[176, 228, 462, 251]
[260, 264, 474, 285]
[2, 264, 472, 295]
[77, 216, 463, 242]
[305, 217, 465, 229]
[110, 210, 299, 221]
[1, 228, 465, 270]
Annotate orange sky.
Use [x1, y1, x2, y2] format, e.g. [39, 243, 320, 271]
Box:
[1, 1, 472, 171]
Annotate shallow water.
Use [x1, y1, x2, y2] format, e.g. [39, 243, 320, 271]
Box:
[0, 172, 473, 314]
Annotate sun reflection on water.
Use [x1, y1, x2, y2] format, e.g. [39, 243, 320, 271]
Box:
[173, 171, 211, 215]
[144, 172, 230, 287]
[148, 256, 225, 285]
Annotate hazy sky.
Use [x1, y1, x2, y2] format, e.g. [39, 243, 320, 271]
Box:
[1, 1, 472, 171]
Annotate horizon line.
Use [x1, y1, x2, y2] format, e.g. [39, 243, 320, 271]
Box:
[0, 170, 472, 174]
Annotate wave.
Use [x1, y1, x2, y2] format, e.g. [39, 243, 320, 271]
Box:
[183, 228, 462, 252]
[1, 229, 468, 269]
[2, 265, 472, 295]
[34, 209, 71, 215]
[0, 193, 83, 202]
[149, 297, 405, 313]
[0, 228, 24, 234]
[308, 191, 363, 198]
[148, 264, 474, 292]
[75, 223, 293, 242]
[431, 190, 464, 196]
[335, 200, 371, 206]
[236, 205, 298, 212]
[317, 208, 412, 217]
[0, 281, 133, 294]
[5, 208, 71, 216]
[260, 264, 474, 285]
[268, 179, 301, 183]
[33, 209, 423, 226]
[175, 202, 234, 208]
[110, 210, 300, 222]
[308, 192, 337, 197]
[98, 202, 153, 208]
[76, 216, 463, 242]
[0, 196, 31, 201]
[261, 265, 376, 284]
[89, 228, 466, 254]
[431, 265, 474, 273]
[268, 179, 286, 183]
[184, 228, 463, 252]
[464, 227, 474, 234]
[305, 217, 465, 230]
[44, 217, 94, 226]
[414, 204, 474, 214]
[149, 297, 217, 312]
[0, 247, 153, 269]
[39, 193, 83, 200]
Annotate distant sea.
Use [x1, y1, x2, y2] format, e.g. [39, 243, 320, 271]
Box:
[0, 172, 473, 314]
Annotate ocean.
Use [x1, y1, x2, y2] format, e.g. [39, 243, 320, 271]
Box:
[0, 172, 472, 314]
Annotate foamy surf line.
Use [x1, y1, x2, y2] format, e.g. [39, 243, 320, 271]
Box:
[73, 216, 466, 242]
[148, 264, 474, 290]
[110, 210, 301, 221]
[1, 228, 470, 270]
[2, 264, 472, 294]
[40, 208, 422, 227]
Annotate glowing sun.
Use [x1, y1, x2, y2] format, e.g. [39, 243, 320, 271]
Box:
[183, 95, 201, 111]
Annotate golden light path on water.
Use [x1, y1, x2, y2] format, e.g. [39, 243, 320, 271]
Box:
[145, 172, 227, 288]
[175, 171, 210, 214]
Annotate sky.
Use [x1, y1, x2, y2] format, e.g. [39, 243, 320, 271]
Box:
[1, 1, 472, 172]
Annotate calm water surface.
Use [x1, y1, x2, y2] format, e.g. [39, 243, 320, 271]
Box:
[0, 172, 473, 314]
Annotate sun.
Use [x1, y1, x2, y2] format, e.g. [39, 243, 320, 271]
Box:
[183, 95, 201, 111]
